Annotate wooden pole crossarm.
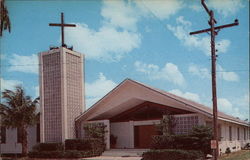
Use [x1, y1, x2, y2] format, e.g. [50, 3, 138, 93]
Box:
[49, 24, 76, 27]
[189, 20, 239, 35]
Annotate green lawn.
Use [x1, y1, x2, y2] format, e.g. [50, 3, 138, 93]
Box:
[219, 150, 250, 160]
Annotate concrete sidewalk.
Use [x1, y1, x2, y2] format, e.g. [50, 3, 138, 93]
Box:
[82, 156, 142, 160]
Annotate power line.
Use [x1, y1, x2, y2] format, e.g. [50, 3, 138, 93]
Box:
[189, 0, 239, 159]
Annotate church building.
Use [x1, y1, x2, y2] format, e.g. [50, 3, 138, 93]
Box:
[0, 45, 249, 154]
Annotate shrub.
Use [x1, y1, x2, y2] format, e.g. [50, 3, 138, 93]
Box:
[172, 135, 199, 150]
[156, 114, 176, 136]
[225, 147, 231, 154]
[65, 139, 92, 151]
[29, 139, 104, 158]
[151, 125, 212, 155]
[142, 149, 204, 160]
[28, 151, 64, 158]
[32, 142, 64, 152]
[89, 138, 106, 154]
[190, 125, 212, 154]
[151, 135, 174, 149]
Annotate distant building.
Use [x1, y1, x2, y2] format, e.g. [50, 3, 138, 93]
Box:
[39, 47, 85, 142]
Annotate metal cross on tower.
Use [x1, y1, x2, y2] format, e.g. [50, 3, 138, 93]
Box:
[190, 0, 239, 160]
[49, 12, 76, 47]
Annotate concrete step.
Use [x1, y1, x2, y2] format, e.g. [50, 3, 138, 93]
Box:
[102, 149, 148, 157]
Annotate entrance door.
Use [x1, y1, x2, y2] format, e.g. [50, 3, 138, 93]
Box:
[134, 125, 157, 148]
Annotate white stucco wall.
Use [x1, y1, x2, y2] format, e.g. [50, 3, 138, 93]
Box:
[0, 126, 38, 154]
[219, 122, 249, 154]
[110, 122, 131, 149]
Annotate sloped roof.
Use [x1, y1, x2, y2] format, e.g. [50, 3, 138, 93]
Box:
[76, 79, 248, 126]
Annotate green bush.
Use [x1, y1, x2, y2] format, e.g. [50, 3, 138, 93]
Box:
[151, 135, 198, 150]
[28, 150, 98, 158]
[28, 151, 64, 158]
[142, 149, 204, 160]
[29, 139, 104, 158]
[65, 139, 92, 151]
[151, 135, 174, 149]
[151, 125, 212, 155]
[172, 135, 199, 150]
[32, 142, 64, 152]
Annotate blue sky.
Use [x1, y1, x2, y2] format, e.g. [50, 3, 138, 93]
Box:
[0, 0, 249, 120]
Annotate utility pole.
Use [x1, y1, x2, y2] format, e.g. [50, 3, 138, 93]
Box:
[190, 0, 239, 160]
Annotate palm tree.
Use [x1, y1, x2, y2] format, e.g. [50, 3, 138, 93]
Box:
[0, 86, 39, 156]
[0, 0, 11, 36]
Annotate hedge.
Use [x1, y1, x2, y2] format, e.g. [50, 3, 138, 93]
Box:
[32, 142, 64, 152]
[29, 139, 105, 158]
[65, 139, 92, 151]
[142, 149, 204, 160]
[151, 135, 198, 149]
[28, 150, 100, 158]
[151, 134, 211, 154]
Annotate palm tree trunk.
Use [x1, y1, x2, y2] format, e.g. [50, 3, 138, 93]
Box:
[21, 125, 28, 156]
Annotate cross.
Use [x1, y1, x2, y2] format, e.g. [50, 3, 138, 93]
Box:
[49, 12, 76, 47]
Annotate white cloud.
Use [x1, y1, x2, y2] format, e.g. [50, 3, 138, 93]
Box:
[167, 16, 231, 56]
[218, 98, 245, 119]
[217, 65, 239, 81]
[85, 73, 117, 107]
[207, 0, 244, 17]
[135, 0, 184, 20]
[64, 0, 143, 62]
[66, 25, 141, 62]
[0, 78, 23, 91]
[8, 54, 38, 74]
[101, 0, 138, 31]
[188, 64, 210, 79]
[169, 89, 201, 102]
[134, 61, 185, 86]
[188, 64, 239, 82]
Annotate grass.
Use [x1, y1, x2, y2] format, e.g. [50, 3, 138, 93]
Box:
[219, 150, 250, 160]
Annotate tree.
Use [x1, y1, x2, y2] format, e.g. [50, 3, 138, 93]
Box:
[0, 86, 39, 156]
[0, 0, 11, 36]
[156, 114, 176, 136]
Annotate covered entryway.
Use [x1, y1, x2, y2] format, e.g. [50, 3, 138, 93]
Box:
[134, 125, 157, 148]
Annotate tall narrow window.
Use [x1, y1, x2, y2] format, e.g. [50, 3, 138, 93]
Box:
[237, 128, 240, 140]
[17, 127, 23, 143]
[229, 126, 232, 141]
[36, 123, 40, 142]
[218, 125, 222, 141]
[244, 128, 246, 140]
[1, 127, 6, 143]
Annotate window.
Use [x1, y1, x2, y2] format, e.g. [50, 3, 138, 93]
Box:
[37, 123, 40, 142]
[237, 128, 240, 140]
[244, 128, 246, 140]
[1, 127, 6, 143]
[17, 127, 23, 143]
[218, 125, 222, 141]
[229, 126, 232, 141]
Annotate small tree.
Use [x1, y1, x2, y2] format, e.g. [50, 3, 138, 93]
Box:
[190, 125, 212, 155]
[0, 86, 39, 156]
[156, 114, 176, 136]
[83, 122, 107, 154]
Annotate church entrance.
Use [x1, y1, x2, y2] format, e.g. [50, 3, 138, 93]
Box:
[134, 125, 157, 148]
